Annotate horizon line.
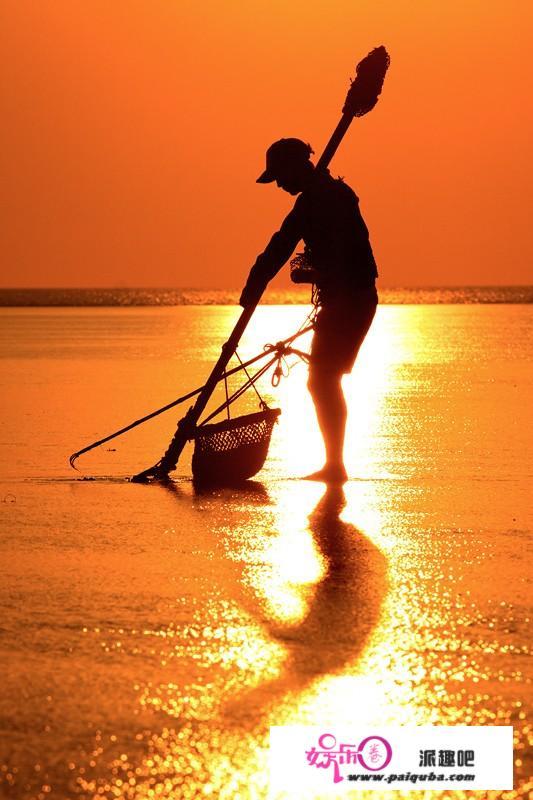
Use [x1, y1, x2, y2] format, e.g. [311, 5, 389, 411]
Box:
[1, 284, 532, 291]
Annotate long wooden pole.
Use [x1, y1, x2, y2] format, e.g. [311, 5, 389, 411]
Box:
[69, 322, 312, 469]
[131, 306, 257, 481]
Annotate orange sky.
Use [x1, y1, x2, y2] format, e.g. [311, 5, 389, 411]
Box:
[1, 1, 531, 288]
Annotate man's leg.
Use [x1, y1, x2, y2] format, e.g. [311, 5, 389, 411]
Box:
[306, 365, 348, 482]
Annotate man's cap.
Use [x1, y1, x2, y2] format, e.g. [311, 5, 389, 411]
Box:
[257, 138, 314, 183]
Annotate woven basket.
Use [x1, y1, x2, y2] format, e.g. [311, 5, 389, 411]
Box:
[191, 408, 281, 485]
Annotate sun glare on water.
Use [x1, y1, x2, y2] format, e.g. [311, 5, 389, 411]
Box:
[239, 304, 415, 480]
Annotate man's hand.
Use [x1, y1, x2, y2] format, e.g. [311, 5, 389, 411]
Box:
[239, 281, 264, 308]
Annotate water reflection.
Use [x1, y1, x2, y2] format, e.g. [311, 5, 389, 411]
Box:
[81, 308, 531, 799]
[190, 479, 272, 505]
[220, 484, 387, 727]
[5, 304, 529, 799]
[288, 485, 386, 674]
[119, 479, 386, 799]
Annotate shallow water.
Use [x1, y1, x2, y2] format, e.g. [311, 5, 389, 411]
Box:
[0, 305, 531, 799]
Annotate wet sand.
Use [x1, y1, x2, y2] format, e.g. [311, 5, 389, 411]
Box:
[0, 304, 531, 799]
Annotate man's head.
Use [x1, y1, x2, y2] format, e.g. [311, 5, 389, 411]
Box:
[257, 138, 314, 195]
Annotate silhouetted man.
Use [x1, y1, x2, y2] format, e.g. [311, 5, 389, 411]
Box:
[240, 138, 378, 483]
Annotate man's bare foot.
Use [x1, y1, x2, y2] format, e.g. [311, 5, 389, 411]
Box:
[302, 464, 348, 484]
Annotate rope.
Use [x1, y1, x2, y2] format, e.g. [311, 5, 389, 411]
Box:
[69, 313, 318, 469]
[235, 350, 267, 409]
[311, 283, 320, 311]
[200, 356, 278, 426]
[223, 369, 230, 420]
[204, 314, 318, 423]
[271, 350, 289, 387]
[264, 307, 317, 388]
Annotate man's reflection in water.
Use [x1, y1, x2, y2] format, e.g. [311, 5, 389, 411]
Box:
[155, 479, 388, 791]
[277, 485, 387, 678]
[221, 484, 387, 721]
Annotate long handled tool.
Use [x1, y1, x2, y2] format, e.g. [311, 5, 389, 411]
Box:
[130, 304, 267, 481]
[68, 322, 314, 469]
[130, 45, 389, 483]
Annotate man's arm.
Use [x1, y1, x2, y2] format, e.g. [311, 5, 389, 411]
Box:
[239, 204, 302, 307]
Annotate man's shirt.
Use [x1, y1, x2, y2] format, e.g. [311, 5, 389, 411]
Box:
[244, 169, 378, 303]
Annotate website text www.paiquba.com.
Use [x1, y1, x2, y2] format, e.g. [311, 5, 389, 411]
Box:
[348, 773, 476, 784]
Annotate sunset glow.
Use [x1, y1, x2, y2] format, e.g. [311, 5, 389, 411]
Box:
[2, 1, 531, 288]
[0, 3, 531, 798]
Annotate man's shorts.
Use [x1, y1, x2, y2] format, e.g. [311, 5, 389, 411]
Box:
[309, 286, 378, 374]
